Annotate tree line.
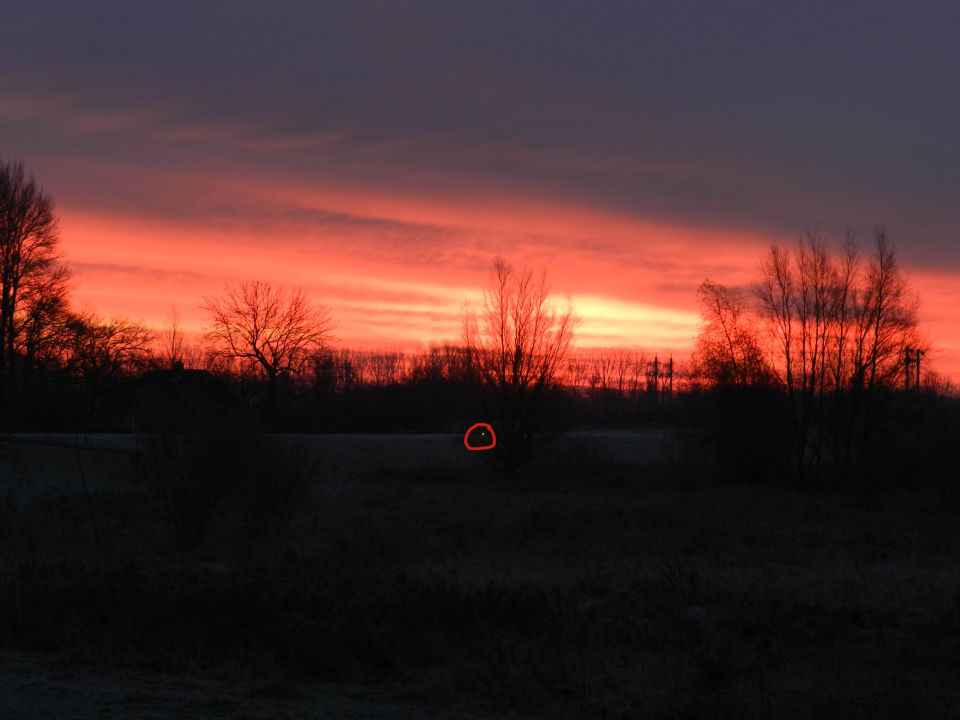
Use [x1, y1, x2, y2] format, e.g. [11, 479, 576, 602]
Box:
[0, 157, 671, 433]
[690, 230, 952, 487]
[1, 158, 154, 416]
[3, 156, 954, 483]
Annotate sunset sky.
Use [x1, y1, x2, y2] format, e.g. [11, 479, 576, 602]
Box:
[2, 2, 958, 380]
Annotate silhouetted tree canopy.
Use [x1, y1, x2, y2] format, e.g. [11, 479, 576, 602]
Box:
[0, 156, 71, 399]
[694, 280, 769, 388]
[463, 258, 577, 472]
[202, 280, 334, 387]
[690, 230, 926, 485]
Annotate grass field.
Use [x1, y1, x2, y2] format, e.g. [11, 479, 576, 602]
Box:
[1, 431, 959, 718]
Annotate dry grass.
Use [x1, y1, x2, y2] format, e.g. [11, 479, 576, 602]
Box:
[1, 433, 959, 718]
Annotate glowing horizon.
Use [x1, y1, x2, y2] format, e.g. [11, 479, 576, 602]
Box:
[55, 189, 764, 356]
[58, 193, 960, 385]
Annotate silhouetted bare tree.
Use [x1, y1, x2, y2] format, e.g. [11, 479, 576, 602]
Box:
[159, 306, 186, 369]
[463, 259, 577, 472]
[694, 280, 769, 388]
[65, 312, 155, 380]
[16, 263, 72, 387]
[757, 230, 923, 481]
[202, 280, 334, 388]
[0, 157, 70, 398]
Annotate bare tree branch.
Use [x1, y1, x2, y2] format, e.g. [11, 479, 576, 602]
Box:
[462, 258, 577, 472]
[202, 280, 334, 385]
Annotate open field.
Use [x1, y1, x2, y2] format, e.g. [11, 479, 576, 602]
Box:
[0, 428, 671, 492]
[2, 430, 959, 718]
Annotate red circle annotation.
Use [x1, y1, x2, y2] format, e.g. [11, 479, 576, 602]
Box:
[464, 423, 496, 450]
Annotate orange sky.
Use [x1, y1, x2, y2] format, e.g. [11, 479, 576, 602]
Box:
[58, 174, 960, 385]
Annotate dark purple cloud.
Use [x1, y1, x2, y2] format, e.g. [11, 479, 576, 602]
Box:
[1, 0, 958, 269]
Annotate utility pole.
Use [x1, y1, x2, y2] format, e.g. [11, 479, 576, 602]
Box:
[667, 355, 674, 398]
[650, 355, 659, 401]
[904, 347, 925, 391]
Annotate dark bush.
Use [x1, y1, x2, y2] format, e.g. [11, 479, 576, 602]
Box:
[137, 431, 249, 550]
[238, 435, 312, 535]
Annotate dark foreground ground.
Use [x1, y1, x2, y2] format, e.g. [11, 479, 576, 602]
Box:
[1, 431, 959, 718]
